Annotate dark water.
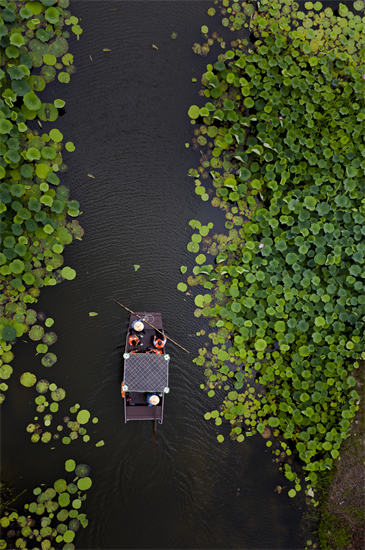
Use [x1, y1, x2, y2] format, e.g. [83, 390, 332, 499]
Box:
[2, 2, 309, 548]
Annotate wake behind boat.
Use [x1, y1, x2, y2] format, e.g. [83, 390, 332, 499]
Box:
[121, 312, 170, 423]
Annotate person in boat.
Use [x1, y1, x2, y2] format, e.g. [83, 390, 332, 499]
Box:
[132, 320, 145, 333]
[128, 334, 140, 348]
[153, 334, 166, 349]
[147, 394, 160, 407]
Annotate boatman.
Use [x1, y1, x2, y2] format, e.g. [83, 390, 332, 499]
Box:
[132, 320, 145, 334]
[147, 394, 160, 407]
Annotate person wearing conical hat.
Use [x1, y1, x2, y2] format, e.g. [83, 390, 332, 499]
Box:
[147, 393, 160, 406]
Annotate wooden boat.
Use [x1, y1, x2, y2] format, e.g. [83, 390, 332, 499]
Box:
[121, 312, 170, 423]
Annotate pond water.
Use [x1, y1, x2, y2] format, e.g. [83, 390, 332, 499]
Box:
[2, 1, 309, 548]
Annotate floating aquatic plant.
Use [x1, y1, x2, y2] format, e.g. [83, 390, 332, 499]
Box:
[1, 457, 91, 547]
[185, 0, 365, 501]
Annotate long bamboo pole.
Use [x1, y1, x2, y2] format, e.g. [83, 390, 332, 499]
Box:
[113, 300, 190, 354]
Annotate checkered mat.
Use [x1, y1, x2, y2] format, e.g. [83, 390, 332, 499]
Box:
[124, 354, 169, 392]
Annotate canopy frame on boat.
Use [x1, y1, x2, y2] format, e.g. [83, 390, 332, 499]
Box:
[123, 353, 169, 393]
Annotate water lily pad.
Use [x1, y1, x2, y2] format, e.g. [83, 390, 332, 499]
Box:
[0, 365, 13, 380]
[59, 492, 70, 507]
[36, 379, 50, 394]
[29, 325, 44, 341]
[65, 459, 76, 472]
[42, 332, 58, 346]
[177, 282, 187, 292]
[41, 353, 57, 367]
[95, 440, 105, 447]
[25, 309, 37, 325]
[1, 326, 17, 341]
[76, 409, 90, 424]
[20, 372, 37, 387]
[77, 477, 92, 491]
[65, 141, 75, 152]
[61, 266, 76, 280]
[36, 344, 48, 354]
[26, 423, 36, 433]
[51, 388, 66, 401]
[41, 431, 52, 443]
[54, 479, 67, 493]
[74, 464, 90, 478]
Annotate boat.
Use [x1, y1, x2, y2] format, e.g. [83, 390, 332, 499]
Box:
[121, 312, 170, 423]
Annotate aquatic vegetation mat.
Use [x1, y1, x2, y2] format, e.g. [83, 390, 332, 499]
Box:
[0, 2, 103, 549]
[182, 0, 365, 503]
[0, 459, 90, 548]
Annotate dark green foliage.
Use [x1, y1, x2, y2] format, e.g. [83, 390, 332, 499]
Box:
[186, 0, 365, 498]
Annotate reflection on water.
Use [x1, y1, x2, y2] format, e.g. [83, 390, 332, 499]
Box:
[1, 2, 308, 548]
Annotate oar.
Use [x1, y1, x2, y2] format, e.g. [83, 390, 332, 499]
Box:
[152, 406, 157, 453]
[113, 300, 190, 354]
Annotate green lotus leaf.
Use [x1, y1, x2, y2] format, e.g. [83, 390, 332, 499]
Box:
[20, 371, 37, 387]
[29, 325, 44, 341]
[76, 409, 90, 424]
[61, 266, 76, 280]
[47, 172, 60, 186]
[188, 105, 200, 119]
[41, 146, 57, 159]
[6, 41, 21, 58]
[95, 440, 105, 447]
[177, 282, 187, 292]
[65, 459, 76, 472]
[5, 149, 20, 163]
[303, 196, 317, 210]
[58, 72, 71, 84]
[35, 28, 50, 42]
[20, 164, 34, 178]
[240, 167, 251, 181]
[49, 128, 63, 142]
[36, 379, 49, 394]
[24, 91, 41, 111]
[0, 119, 13, 134]
[38, 103, 58, 121]
[9, 259, 25, 274]
[41, 331, 57, 346]
[51, 388, 66, 401]
[8, 65, 27, 81]
[0, 364, 14, 378]
[40, 64, 56, 83]
[10, 184, 25, 197]
[42, 353, 57, 367]
[43, 53, 57, 65]
[44, 6, 60, 24]
[255, 339, 267, 351]
[26, 147, 41, 161]
[9, 33, 25, 48]
[1, 326, 17, 342]
[77, 477, 92, 491]
[59, 492, 70, 507]
[27, 76, 46, 93]
[65, 141, 75, 152]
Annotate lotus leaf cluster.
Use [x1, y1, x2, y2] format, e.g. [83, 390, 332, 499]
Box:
[0, 458, 90, 548]
[0, 0, 84, 398]
[185, 0, 365, 499]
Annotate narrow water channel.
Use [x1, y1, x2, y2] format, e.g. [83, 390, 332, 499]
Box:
[2, 2, 308, 548]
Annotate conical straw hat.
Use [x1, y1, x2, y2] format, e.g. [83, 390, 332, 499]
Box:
[149, 395, 160, 405]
